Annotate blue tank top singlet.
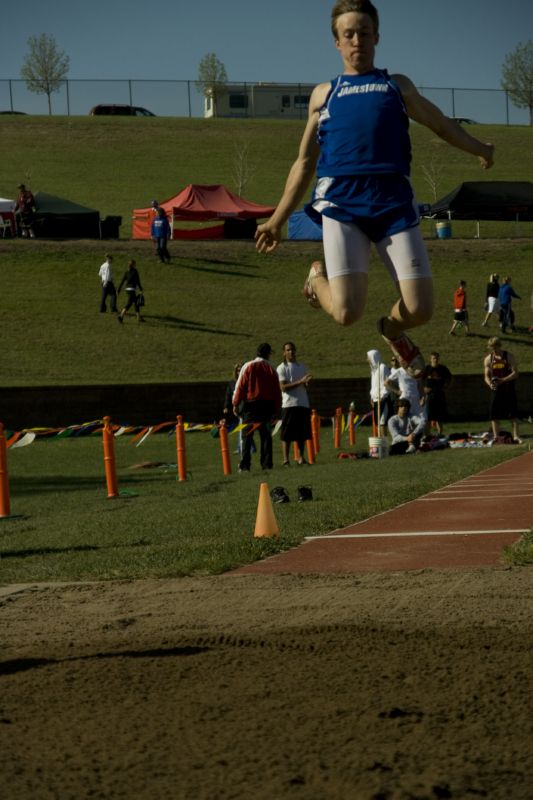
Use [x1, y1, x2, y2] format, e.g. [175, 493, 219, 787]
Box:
[316, 69, 411, 178]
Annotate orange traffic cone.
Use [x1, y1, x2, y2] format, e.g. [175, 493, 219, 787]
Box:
[253, 482, 280, 538]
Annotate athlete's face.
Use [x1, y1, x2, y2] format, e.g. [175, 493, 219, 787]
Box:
[334, 12, 378, 74]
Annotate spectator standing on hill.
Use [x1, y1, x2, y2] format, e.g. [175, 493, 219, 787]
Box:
[117, 260, 145, 323]
[98, 254, 118, 313]
[421, 351, 452, 436]
[151, 207, 171, 263]
[499, 276, 520, 333]
[481, 273, 500, 327]
[255, 0, 494, 379]
[449, 280, 470, 336]
[15, 183, 36, 238]
[232, 343, 282, 472]
[484, 337, 521, 443]
[277, 342, 312, 466]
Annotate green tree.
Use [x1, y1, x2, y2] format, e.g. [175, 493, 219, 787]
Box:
[501, 40, 533, 125]
[196, 53, 228, 117]
[20, 33, 70, 115]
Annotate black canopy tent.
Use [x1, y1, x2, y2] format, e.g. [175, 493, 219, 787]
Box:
[430, 181, 533, 221]
[32, 192, 121, 238]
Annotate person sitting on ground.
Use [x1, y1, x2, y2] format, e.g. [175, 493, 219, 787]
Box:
[387, 397, 426, 455]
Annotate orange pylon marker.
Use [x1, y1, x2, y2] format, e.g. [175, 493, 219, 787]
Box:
[219, 419, 232, 475]
[176, 415, 187, 482]
[102, 416, 119, 499]
[311, 409, 320, 453]
[0, 422, 11, 517]
[306, 437, 316, 465]
[334, 407, 342, 449]
[253, 483, 280, 539]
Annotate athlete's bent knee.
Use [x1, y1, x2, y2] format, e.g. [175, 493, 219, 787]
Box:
[333, 306, 363, 326]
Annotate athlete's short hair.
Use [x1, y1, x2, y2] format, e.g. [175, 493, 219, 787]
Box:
[331, 0, 379, 38]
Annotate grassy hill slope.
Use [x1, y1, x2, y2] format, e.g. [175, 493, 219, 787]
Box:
[1, 116, 532, 386]
[2, 116, 533, 235]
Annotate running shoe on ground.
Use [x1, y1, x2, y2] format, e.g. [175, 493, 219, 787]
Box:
[297, 485, 313, 502]
[270, 486, 290, 504]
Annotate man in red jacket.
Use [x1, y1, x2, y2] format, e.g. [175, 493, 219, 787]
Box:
[232, 343, 282, 472]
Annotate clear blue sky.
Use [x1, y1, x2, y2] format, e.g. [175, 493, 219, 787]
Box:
[2, 0, 532, 88]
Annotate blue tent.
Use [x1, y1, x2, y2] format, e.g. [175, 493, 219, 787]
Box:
[288, 209, 322, 240]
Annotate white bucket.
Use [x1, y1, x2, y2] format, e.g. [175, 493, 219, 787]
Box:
[368, 436, 389, 459]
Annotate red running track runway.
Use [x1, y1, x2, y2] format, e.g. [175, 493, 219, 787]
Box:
[234, 451, 533, 574]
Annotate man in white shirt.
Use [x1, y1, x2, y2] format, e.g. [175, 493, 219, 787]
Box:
[387, 398, 426, 455]
[385, 364, 424, 418]
[98, 253, 118, 313]
[276, 342, 312, 466]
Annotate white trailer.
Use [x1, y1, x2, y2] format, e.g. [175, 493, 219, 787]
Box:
[204, 83, 314, 119]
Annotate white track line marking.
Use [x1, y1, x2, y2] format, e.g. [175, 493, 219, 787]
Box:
[306, 528, 528, 540]
[418, 494, 533, 500]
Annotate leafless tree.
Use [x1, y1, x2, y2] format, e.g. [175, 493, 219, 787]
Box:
[20, 33, 69, 115]
[232, 138, 256, 196]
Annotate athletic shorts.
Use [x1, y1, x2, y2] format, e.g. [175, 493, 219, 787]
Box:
[307, 174, 419, 240]
[305, 175, 431, 283]
[320, 215, 431, 283]
[487, 297, 499, 313]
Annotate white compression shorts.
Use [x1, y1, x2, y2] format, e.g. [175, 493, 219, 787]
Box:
[322, 215, 432, 283]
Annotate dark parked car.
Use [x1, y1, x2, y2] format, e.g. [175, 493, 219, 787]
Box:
[0, 110, 27, 115]
[89, 104, 156, 116]
[452, 117, 478, 124]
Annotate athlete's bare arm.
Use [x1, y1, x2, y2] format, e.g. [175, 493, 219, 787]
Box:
[393, 74, 494, 170]
[255, 82, 330, 253]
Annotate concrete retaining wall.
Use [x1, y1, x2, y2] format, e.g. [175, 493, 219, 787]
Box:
[1, 374, 531, 429]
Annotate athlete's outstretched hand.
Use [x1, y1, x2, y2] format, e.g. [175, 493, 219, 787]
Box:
[255, 222, 281, 253]
[479, 143, 495, 170]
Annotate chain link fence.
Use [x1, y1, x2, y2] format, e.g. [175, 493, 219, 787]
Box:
[0, 78, 530, 124]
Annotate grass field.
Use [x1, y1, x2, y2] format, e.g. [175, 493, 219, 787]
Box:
[1, 116, 533, 386]
[1, 115, 532, 581]
[1, 424, 529, 585]
[1, 236, 532, 386]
